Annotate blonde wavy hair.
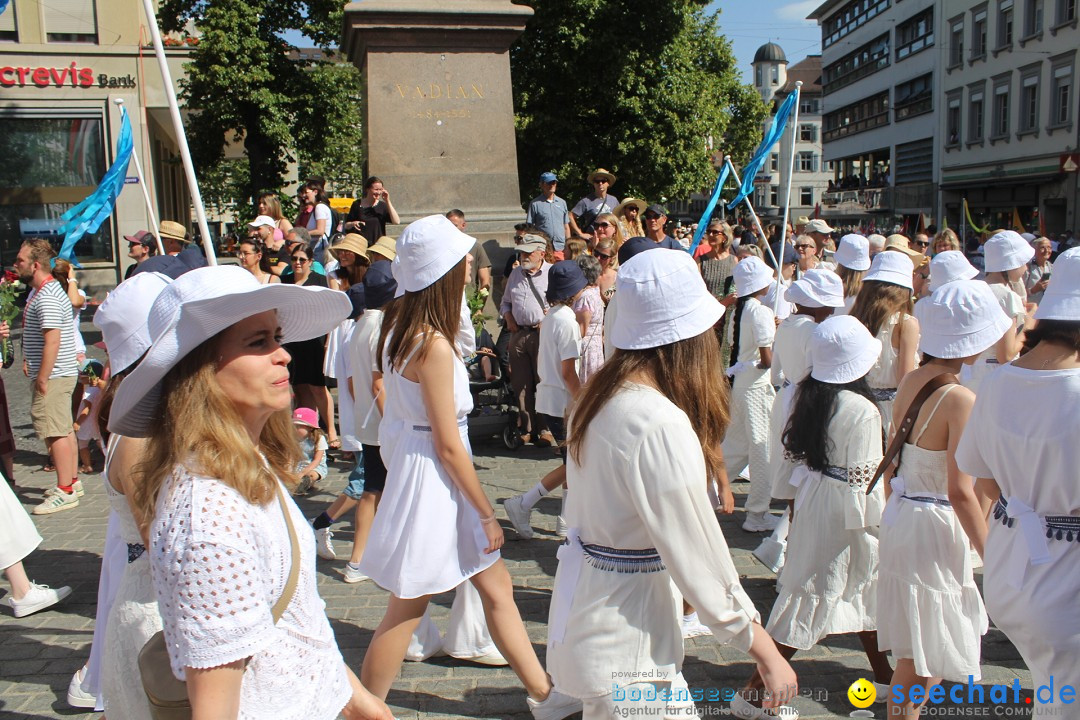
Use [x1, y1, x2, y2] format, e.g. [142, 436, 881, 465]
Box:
[133, 334, 300, 527]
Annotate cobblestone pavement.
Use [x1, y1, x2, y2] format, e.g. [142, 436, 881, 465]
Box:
[0, 348, 1032, 719]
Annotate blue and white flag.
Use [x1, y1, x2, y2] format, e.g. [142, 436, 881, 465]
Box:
[687, 162, 731, 257]
[0, 1, 9, 16]
[726, 88, 799, 210]
[56, 106, 134, 266]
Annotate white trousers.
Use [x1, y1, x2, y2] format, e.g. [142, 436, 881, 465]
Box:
[86, 511, 125, 711]
[723, 379, 776, 514]
[407, 581, 498, 660]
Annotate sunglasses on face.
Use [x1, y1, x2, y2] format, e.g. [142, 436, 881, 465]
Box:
[593, 179, 608, 184]
[596, 252, 613, 260]
[645, 214, 662, 221]
[795, 244, 814, 250]
[292, 256, 310, 264]
[911, 240, 930, 248]
[594, 222, 612, 229]
[706, 229, 723, 235]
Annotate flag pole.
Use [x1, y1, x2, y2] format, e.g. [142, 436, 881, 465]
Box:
[113, 98, 165, 256]
[724, 156, 782, 303]
[138, 0, 217, 265]
[778, 81, 803, 272]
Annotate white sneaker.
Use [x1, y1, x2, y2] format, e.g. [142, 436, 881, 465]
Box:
[752, 537, 787, 575]
[46, 480, 84, 498]
[67, 665, 96, 709]
[451, 648, 509, 666]
[528, 688, 583, 720]
[729, 693, 800, 719]
[555, 515, 568, 538]
[342, 563, 369, 584]
[7, 582, 72, 618]
[33, 490, 79, 515]
[502, 494, 534, 539]
[742, 512, 781, 533]
[873, 682, 891, 703]
[315, 527, 337, 560]
[681, 613, 713, 639]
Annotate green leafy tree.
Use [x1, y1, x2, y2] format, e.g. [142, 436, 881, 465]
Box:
[510, 0, 766, 204]
[158, 0, 363, 220]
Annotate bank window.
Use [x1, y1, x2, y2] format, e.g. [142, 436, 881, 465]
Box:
[998, 0, 1015, 48]
[769, 186, 778, 207]
[993, 80, 1011, 137]
[1051, 62, 1073, 126]
[0, 116, 113, 264]
[45, 0, 98, 43]
[1019, 70, 1040, 133]
[800, 187, 814, 206]
[0, 2, 17, 42]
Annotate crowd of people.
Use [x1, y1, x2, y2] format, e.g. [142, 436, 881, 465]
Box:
[0, 165, 1078, 720]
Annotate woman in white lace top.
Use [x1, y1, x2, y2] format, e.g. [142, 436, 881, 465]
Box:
[107, 266, 392, 720]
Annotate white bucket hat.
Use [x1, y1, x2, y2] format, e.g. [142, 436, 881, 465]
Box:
[810, 315, 882, 384]
[392, 214, 475, 298]
[1034, 247, 1080, 320]
[93, 272, 171, 374]
[929, 251, 979, 292]
[864, 250, 914, 290]
[733, 256, 774, 298]
[108, 265, 351, 438]
[610, 249, 723, 350]
[984, 230, 1035, 273]
[834, 234, 871, 271]
[785, 268, 845, 308]
[916, 281, 1013, 358]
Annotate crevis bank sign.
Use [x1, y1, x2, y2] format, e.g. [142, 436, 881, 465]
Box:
[0, 62, 136, 88]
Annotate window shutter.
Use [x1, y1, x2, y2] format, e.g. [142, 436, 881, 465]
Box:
[44, 0, 97, 35]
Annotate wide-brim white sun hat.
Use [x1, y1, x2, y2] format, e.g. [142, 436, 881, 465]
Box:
[1034, 247, 1080, 320]
[733, 256, 774, 298]
[984, 230, 1035, 273]
[108, 265, 351, 438]
[929, 251, 979, 292]
[864, 250, 915, 290]
[785, 268, 845, 308]
[810, 315, 882, 384]
[392, 214, 475, 298]
[93, 272, 171, 374]
[610, 248, 723, 350]
[834, 234, 871, 271]
[916, 280, 1013, 358]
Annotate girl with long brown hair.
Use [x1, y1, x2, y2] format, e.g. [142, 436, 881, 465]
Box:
[358, 215, 578, 719]
[548, 248, 797, 719]
[833, 233, 872, 314]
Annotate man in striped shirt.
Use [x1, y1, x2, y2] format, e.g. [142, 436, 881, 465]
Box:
[14, 239, 80, 514]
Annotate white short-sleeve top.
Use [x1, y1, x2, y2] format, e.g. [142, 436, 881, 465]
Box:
[149, 467, 351, 720]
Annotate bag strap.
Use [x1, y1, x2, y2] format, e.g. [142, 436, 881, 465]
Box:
[865, 373, 957, 495]
[271, 483, 301, 623]
[523, 270, 548, 314]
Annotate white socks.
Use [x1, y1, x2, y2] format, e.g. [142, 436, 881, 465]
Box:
[521, 482, 549, 510]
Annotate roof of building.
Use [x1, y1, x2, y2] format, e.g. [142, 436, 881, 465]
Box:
[779, 55, 822, 95]
[753, 42, 788, 64]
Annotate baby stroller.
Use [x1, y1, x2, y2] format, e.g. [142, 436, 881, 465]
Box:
[466, 331, 521, 449]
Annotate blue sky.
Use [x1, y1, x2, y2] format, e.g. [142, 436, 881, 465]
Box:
[709, 0, 822, 83]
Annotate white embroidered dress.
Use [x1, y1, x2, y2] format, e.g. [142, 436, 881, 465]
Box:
[149, 469, 351, 720]
[766, 391, 885, 650]
[768, 314, 817, 500]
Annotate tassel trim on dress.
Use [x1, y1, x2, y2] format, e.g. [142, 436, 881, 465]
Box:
[580, 542, 667, 574]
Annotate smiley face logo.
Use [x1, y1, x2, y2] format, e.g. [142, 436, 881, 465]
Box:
[847, 678, 876, 708]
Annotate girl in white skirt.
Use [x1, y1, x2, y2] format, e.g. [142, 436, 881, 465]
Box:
[1, 468, 71, 616]
[739, 315, 892, 715]
[878, 280, 1011, 718]
[358, 215, 579, 720]
[956, 248, 1080, 718]
[850, 251, 920, 433]
[548, 248, 797, 720]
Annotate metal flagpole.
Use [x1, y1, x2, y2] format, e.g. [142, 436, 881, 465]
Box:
[137, 0, 217, 265]
[114, 98, 165, 256]
[777, 81, 803, 290]
[724, 156, 781, 271]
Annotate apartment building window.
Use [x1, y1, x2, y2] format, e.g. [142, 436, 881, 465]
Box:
[822, 0, 892, 48]
[800, 188, 814, 206]
[969, 86, 986, 142]
[822, 33, 890, 94]
[45, 0, 98, 43]
[799, 124, 817, 142]
[896, 8, 935, 61]
[949, 18, 965, 68]
[770, 186, 779, 206]
[823, 91, 890, 141]
[998, 0, 1015, 48]
[1050, 59, 1074, 126]
[797, 152, 817, 172]
[947, 93, 963, 147]
[800, 97, 820, 114]
[1056, 0, 1077, 24]
[971, 7, 989, 60]
[894, 73, 933, 120]
[770, 153, 780, 172]
[1019, 67, 1041, 133]
[0, 1, 16, 42]
[992, 77, 1011, 138]
[1024, 0, 1044, 37]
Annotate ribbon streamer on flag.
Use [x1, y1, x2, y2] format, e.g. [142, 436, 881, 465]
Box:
[727, 90, 799, 211]
[963, 198, 990, 235]
[687, 162, 731, 256]
[56, 106, 134, 266]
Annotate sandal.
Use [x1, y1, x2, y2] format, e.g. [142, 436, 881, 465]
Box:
[42, 464, 55, 473]
[328, 438, 341, 450]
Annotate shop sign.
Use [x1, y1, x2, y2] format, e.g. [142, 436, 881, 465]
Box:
[0, 62, 136, 89]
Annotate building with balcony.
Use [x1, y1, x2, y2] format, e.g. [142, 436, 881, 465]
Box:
[809, 0, 940, 231]
[0, 0, 195, 288]
[749, 44, 830, 223]
[938, 0, 1078, 238]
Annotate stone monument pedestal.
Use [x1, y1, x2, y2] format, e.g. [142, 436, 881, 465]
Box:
[342, 0, 532, 245]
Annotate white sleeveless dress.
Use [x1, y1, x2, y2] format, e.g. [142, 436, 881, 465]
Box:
[877, 385, 988, 681]
[866, 313, 915, 434]
[360, 334, 498, 598]
[101, 440, 163, 719]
